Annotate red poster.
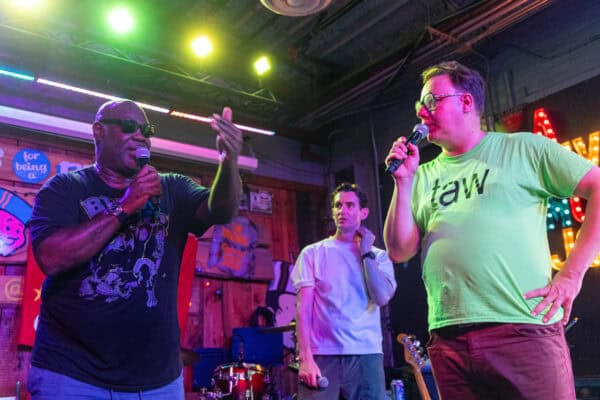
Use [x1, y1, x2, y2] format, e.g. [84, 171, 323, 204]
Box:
[178, 234, 197, 340]
[17, 243, 45, 347]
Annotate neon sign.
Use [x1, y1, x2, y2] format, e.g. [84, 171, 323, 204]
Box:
[534, 108, 600, 268]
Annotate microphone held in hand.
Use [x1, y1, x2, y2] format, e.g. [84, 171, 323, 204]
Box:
[288, 362, 329, 390]
[135, 146, 151, 168]
[386, 123, 429, 174]
[135, 147, 160, 209]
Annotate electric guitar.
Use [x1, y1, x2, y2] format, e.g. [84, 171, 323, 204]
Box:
[397, 333, 432, 400]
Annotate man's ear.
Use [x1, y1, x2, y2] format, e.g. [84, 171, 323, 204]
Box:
[92, 122, 104, 142]
[360, 207, 369, 221]
[462, 93, 475, 113]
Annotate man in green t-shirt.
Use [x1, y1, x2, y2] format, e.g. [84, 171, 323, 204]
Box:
[384, 60, 600, 400]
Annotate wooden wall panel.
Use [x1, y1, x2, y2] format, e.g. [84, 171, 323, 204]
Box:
[200, 279, 226, 349]
[270, 188, 299, 263]
[243, 212, 272, 246]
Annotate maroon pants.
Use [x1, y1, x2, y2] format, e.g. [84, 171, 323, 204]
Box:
[427, 322, 575, 400]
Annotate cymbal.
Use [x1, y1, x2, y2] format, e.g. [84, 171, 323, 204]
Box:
[180, 348, 200, 365]
[259, 321, 296, 333]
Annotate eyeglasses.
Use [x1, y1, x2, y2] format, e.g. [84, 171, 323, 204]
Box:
[415, 92, 464, 114]
[98, 118, 156, 138]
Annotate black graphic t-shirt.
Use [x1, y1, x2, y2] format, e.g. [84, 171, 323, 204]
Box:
[29, 166, 210, 391]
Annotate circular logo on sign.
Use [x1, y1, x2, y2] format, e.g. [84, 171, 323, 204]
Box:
[12, 148, 50, 183]
[4, 277, 22, 302]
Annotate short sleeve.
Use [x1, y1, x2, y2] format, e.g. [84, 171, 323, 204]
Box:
[535, 135, 594, 198]
[164, 174, 210, 235]
[291, 246, 315, 290]
[29, 173, 80, 250]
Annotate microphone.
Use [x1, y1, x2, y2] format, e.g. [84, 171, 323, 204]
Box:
[386, 123, 429, 174]
[288, 362, 329, 390]
[135, 146, 151, 168]
[135, 147, 160, 208]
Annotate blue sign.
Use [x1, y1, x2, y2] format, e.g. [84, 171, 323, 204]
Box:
[12, 148, 51, 183]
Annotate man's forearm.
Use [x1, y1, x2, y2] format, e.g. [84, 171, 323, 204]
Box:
[363, 259, 396, 306]
[561, 182, 600, 280]
[384, 180, 420, 262]
[35, 213, 122, 276]
[208, 159, 241, 224]
[559, 168, 600, 277]
[296, 288, 315, 363]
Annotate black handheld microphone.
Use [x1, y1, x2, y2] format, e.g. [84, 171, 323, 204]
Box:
[135, 146, 151, 168]
[386, 123, 429, 174]
[288, 362, 329, 390]
[135, 147, 160, 207]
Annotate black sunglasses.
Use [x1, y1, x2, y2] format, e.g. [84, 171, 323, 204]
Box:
[99, 118, 156, 138]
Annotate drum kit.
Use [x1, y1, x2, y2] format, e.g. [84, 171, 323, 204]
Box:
[194, 322, 297, 400]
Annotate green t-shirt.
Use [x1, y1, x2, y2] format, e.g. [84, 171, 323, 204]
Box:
[411, 132, 594, 330]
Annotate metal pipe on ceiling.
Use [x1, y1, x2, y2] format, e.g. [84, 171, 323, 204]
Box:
[317, 0, 410, 58]
[299, 0, 554, 128]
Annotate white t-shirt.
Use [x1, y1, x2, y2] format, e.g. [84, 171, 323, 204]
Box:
[291, 237, 396, 355]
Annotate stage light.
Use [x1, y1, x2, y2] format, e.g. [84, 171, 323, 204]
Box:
[37, 78, 117, 100]
[36, 78, 169, 113]
[170, 110, 275, 136]
[254, 56, 271, 76]
[135, 102, 170, 114]
[191, 36, 213, 58]
[0, 67, 34, 81]
[108, 6, 134, 34]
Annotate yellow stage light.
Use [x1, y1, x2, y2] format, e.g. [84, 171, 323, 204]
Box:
[254, 56, 271, 76]
[191, 36, 213, 57]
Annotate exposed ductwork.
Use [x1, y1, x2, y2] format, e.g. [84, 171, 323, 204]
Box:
[293, 0, 555, 129]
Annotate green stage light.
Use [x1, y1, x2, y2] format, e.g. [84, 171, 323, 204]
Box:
[191, 36, 212, 58]
[254, 56, 271, 76]
[107, 6, 134, 34]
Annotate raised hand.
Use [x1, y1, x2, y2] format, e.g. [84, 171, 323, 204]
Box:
[357, 226, 376, 255]
[385, 136, 420, 180]
[210, 107, 243, 162]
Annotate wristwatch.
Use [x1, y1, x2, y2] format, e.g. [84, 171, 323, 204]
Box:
[106, 201, 130, 225]
[361, 250, 376, 260]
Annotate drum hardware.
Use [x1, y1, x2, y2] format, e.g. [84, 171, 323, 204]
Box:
[258, 321, 296, 334]
[212, 362, 269, 399]
[197, 387, 225, 399]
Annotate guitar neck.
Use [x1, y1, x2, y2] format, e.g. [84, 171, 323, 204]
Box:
[412, 366, 432, 400]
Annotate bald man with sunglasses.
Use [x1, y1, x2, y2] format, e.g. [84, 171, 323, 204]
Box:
[27, 99, 242, 399]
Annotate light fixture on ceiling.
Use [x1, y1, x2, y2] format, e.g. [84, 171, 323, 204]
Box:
[260, 0, 333, 17]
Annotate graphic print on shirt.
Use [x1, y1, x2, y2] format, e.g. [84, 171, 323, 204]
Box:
[430, 168, 490, 208]
[78, 196, 168, 307]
